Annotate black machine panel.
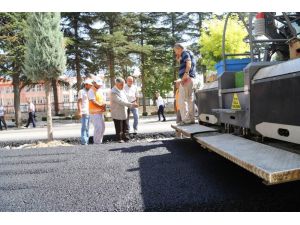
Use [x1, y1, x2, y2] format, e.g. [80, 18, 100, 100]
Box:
[250, 74, 300, 132]
[195, 89, 219, 115]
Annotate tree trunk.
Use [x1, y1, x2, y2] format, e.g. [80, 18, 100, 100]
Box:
[171, 13, 177, 96]
[45, 81, 53, 141]
[140, 17, 147, 116]
[12, 74, 22, 127]
[109, 50, 115, 88]
[74, 15, 82, 92]
[141, 53, 147, 115]
[52, 78, 59, 116]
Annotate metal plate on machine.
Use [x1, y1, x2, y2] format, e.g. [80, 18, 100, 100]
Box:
[194, 133, 300, 185]
[171, 124, 217, 138]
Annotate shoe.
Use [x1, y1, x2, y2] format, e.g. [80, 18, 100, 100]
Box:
[162, 119, 166, 122]
[133, 129, 137, 134]
[183, 120, 194, 124]
[118, 140, 125, 143]
[24, 126, 28, 128]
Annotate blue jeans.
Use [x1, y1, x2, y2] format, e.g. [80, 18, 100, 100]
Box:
[81, 114, 90, 145]
[127, 107, 139, 131]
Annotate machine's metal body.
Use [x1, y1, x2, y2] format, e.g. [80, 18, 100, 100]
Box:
[187, 13, 300, 184]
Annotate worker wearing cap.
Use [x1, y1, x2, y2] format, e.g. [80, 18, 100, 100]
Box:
[88, 78, 106, 144]
[78, 78, 93, 145]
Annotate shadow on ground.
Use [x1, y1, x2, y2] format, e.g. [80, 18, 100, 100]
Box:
[110, 138, 300, 212]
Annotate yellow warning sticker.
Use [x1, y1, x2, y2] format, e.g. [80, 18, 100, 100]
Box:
[231, 93, 241, 110]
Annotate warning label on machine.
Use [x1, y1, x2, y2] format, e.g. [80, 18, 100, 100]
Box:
[231, 93, 241, 110]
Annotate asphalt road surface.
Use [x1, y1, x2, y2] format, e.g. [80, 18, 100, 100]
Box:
[1, 137, 300, 212]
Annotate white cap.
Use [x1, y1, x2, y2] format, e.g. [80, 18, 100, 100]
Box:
[93, 78, 103, 86]
[84, 78, 93, 85]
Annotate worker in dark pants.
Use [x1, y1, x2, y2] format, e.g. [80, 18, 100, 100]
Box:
[24, 100, 36, 128]
[0, 104, 7, 130]
[156, 92, 166, 122]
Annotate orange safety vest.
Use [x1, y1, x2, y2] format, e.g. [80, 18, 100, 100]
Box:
[89, 87, 105, 114]
[175, 89, 180, 112]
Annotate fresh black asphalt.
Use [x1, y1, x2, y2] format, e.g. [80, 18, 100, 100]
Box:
[1, 137, 300, 211]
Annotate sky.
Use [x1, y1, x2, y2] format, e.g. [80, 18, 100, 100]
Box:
[0, 0, 298, 12]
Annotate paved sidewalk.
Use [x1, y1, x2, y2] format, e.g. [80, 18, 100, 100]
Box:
[0, 115, 177, 142]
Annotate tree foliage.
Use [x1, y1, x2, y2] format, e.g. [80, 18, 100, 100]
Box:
[24, 12, 66, 141]
[199, 14, 249, 71]
[0, 12, 30, 127]
[61, 12, 95, 92]
[24, 13, 66, 81]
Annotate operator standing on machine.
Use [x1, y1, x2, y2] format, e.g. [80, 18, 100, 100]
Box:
[173, 43, 196, 125]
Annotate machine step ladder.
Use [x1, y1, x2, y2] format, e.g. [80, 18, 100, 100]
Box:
[171, 123, 300, 185]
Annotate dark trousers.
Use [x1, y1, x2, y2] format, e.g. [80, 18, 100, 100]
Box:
[0, 116, 7, 130]
[25, 112, 36, 127]
[157, 105, 166, 121]
[113, 119, 128, 141]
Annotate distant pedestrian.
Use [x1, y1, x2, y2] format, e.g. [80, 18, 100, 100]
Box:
[0, 104, 7, 130]
[110, 77, 138, 143]
[77, 78, 93, 145]
[88, 78, 106, 144]
[124, 76, 139, 134]
[24, 100, 36, 128]
[156, 92, 166, 122]
[174, 43, 196, 125]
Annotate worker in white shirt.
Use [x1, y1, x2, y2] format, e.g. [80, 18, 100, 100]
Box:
[0, 104, 7, 130]
[124, 76, 139, 134]
[24, 100, 36, 128]
[77, 78, 93, 145]
[156, 92, 166, 122]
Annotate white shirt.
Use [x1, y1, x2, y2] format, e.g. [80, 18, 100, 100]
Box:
[0, 106, 4, 116]
[78, 88, 89, 115]
[124, 84, 138, 103]
[28, 102, 35, 113]
[156, 96, 165, 108]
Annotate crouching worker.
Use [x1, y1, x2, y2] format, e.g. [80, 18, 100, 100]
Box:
[110, 77, 138, 143]
[88, 78, 106, 144]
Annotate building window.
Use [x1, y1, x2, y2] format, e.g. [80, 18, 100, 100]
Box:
[63, 95, 69, 103]
[32, 97, 37, 104]
[62, 85, 69, 91]
[73, 94, 78, 102]
[36, 85, 42, 92]
[25, 86, 31, 92]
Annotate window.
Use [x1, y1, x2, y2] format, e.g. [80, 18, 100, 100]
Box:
[36, 85, 42, 92]
[32, 97, 37, 104]
[62, 85, 69, 91]
[63, 95, 69, 103]
[73, 94, 78, 102]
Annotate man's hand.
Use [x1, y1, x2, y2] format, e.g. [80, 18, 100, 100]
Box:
[132, 103, 139, 108]
[181, 72, 189, 85]
[76, 111, 82, 118]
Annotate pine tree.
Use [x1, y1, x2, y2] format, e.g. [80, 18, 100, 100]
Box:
[0, 13, 29, 127]
[24, 12, 66, 141]
[61, 12, 95, 92]
[91, 12, 141, 87]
